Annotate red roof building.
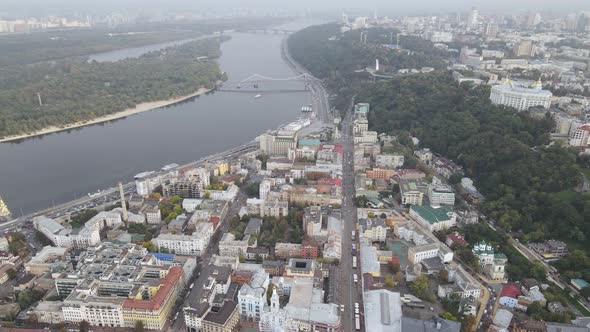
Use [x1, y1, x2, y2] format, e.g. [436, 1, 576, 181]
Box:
[446, 233, 467, 247]
[122, 267, 183, 329]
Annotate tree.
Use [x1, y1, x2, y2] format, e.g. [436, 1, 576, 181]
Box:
[394, 271, 404, 284]
[410, 275, 429, 298]
[135, 320, 145, 332]
[17, 289, 43, 310]
[387, 261, 400, 273]
[448, 172, 464, 185]
[79, 320, 90, 332]
[463, 315, 477, 331]
[440, 311, 458, 321]
[384, 275, 395, 288]
[143, 241, 156, 252]
[580, 286, 590, 299]
[6, 268, 17, 280]
[245, 182, 261, 198]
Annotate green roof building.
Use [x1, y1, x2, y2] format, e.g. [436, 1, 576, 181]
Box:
[409, 205, 456, 232]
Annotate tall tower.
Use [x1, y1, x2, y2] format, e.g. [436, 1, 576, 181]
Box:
[118, 182, 128, 222]
[375, 59, 380, 72]
[373, 8, 378, 20]
[270, 287, 279, 313]
[468, 7, 478, 29]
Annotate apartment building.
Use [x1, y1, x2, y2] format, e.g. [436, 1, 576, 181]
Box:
[152, 222, 213, 256]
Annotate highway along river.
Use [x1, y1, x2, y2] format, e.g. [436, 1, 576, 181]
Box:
[0, 21, 315, 215]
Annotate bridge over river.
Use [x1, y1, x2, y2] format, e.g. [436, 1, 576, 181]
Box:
[216, 73, 320, 93]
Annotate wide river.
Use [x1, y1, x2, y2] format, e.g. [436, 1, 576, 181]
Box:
[0, 21, 316, 215]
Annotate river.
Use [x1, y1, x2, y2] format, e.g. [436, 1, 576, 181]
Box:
[0, 21, 316, 215]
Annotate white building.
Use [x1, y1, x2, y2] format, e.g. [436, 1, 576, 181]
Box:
[238, 270, 270, 323]
[259, 288, 286, 332]
[375, 154, 405, 169]
[152, 222, 213, 255]
[409, 205, 456, 232]
[259, 130, 298, 157]
[259, 179, 272, 201]
[203, 184, 239, 201]
[363, 289, 402, 331]
[246, 199, 288, 218]
[358, 218, 388, 242]
[182, 199, 203, 213]
[569, 124, 590, 147]
[218, 233, 252, 257]
[428, 184, 455, 206]
[490, 81, 552, 111]
[34, 212, 122, 249]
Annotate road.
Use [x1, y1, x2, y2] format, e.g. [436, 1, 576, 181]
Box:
[281, 37, 331, 124]
[340, 108, 363, 331]
[169, 184, 249, 332]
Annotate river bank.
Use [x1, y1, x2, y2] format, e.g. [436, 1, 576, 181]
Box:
[0, 87, 212, 143]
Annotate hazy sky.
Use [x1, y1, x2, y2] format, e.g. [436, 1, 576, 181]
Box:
[2, 0, 589, 16]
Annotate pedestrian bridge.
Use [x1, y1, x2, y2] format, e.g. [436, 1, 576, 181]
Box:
[216, 73, 319, 93]
[238, 28, 295, 35]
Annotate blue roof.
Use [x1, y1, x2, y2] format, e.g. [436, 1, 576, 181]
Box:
[298, 138, 321, 147]
[572, 279, 589, 288]
[151, 253, 176, 261]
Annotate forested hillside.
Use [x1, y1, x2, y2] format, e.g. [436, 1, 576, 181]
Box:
[357, 72, 588, 242]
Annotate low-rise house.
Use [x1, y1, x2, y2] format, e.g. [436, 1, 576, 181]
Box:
[182, 199, 204, 213]
[438, 264, 481, 299]
[530, 240, 568, 260]
[275, 243, 302, 260]
[499, 284, 522, 308]
[219, 233, 255, 258]
[445, 233, 467, 247]
[246, 247, 270, 261]
[244, 218, 263, 236]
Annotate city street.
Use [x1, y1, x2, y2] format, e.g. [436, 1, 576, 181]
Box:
[340, 110, 363, 331]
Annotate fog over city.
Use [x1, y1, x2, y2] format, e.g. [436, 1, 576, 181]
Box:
[1, 0, 589, 16]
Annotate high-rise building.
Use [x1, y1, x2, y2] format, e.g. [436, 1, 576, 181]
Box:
[259, 130, 297, 157]
[468, 7, 479, 29]
[514, 39, 535, 57]
[569, 124, 590, 147]
[485, 23, 499, 38]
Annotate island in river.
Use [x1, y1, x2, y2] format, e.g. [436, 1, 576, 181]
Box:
[0, 36, 228, 141]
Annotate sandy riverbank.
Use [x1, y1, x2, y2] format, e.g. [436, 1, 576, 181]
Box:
[0, 87, 212, 143]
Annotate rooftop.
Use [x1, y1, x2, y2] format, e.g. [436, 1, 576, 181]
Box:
[410, 205, 454, 224]
[364, 289, 402, 332]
